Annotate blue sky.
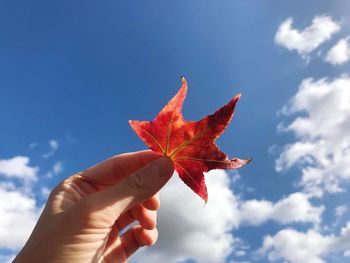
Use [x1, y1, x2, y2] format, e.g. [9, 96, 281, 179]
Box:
[1, 1, 350, 263]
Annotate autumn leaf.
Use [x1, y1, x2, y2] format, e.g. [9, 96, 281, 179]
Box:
[129, 77, 251, 202]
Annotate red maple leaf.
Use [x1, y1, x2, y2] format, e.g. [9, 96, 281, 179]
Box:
[129, 77, 251, 202]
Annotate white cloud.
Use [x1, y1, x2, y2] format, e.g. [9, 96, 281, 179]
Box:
[132, 169, 324, 263]
[53, 162, 63, 174]
[231, 238, 250, 260]
[332, 222, 350, 252]
[259, 222, 350, 263]
[0, 183, 41, 250]
[275, 15, 340, 56]
[29, 142, 38, 149]
[0, 155, 47, 253]
[42, 139, 59, 158]
[50, 140, 58, 150]
[41, 186, 51, 198]
[0, 156, 38, 181]
[132, 170, 240, 263]
[275, 142, 316, 172]
[45, 161, 63, 178]
[277, 76, 350, 197]
[258, 228, 333, 263]
[325, 37, 350, 65]
[239, 192, 324, 226]
[336, 205, 348, 220]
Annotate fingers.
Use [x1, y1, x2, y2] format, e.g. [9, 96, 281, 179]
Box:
[121, 226, 158, 258]
[90, 157, 173, 220]
[143, 194, 160, 210]
[116, 204, 157, 231]
[103, 225, 158, 262]
[131, 205, 157, 230]
[115, 194, 160, 232]
[79, 150, 160, 187]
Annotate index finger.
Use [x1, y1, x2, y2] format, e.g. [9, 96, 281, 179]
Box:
[79, 150, 160, 188]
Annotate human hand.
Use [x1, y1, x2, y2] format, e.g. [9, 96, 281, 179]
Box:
[13, 150, 174, 263]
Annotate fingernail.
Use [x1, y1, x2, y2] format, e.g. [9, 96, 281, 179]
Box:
[152, 157, 174, 177]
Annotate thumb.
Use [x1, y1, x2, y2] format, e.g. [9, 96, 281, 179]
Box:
[90, 157, 174, 218]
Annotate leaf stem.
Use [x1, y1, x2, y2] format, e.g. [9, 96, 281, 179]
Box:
[164, 112, 175, 156]
[168, 127, 209, 158]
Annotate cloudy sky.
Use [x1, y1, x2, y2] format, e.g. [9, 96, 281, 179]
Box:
[1, 1, 350, 263]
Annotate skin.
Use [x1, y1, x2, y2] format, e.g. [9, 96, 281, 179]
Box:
[13, 150, 174, 263]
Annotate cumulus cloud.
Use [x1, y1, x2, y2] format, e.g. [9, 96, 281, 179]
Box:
[259, 222, 350, 263]
[325, 37, 350, 65]
[275, 15, 340, 56]
[132, 170, 324, 263]
[0, 183, 41, 250]
[277, 76, 350, 197]
[0, 155, 44, 254]
[258, 228, 333, 263]
[239, 192, 324, 226]
[132, 170, 240, 263]
[0, 156, 38, 181]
